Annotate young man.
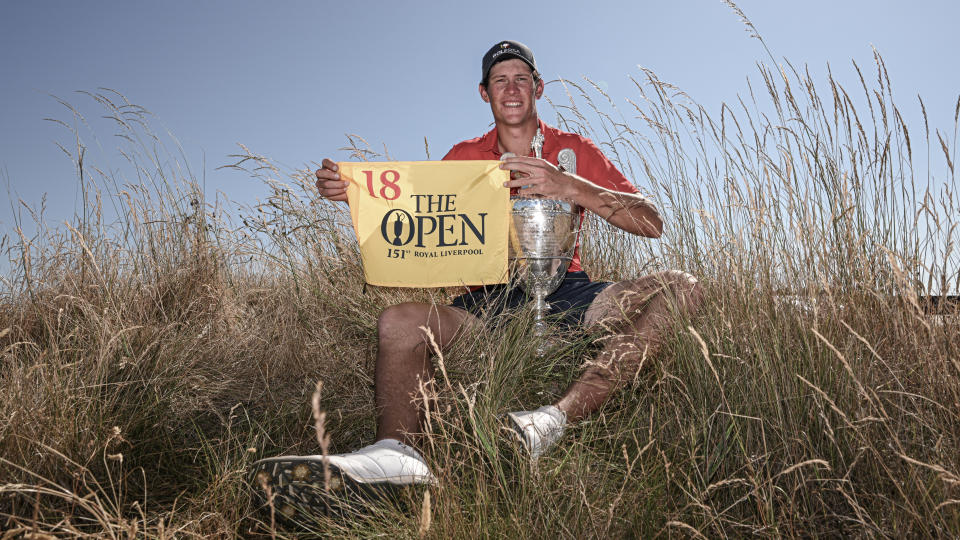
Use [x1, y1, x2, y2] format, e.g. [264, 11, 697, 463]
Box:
[251, 40, 701, 511]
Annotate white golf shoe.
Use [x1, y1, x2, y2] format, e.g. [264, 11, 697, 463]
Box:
[506, 405, 567, 460]
[250, 438, 434, 517]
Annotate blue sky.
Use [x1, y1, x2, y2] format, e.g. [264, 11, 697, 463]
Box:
[2, 1, 958, 285]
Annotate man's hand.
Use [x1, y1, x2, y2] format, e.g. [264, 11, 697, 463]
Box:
[501, 156, 581, 200]
[315, 158, 349, 202]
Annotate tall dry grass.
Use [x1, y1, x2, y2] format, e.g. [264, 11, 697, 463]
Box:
[2, 15, 959, 539]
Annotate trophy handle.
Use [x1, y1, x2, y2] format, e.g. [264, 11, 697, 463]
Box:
[557, 148, 576, 174]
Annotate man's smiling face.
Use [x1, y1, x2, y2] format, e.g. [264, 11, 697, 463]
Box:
[479, 58, 544, 128]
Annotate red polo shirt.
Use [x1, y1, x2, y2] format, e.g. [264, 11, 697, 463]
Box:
[442, 119, 638, 273]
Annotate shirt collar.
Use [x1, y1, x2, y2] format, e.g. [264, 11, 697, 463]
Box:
[538, 119, 558, 156]
[483, 118, 555, 158]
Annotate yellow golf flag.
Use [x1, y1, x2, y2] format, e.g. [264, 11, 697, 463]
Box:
[340, 161, 510, 288]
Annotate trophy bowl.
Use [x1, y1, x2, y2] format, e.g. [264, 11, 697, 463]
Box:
[509, 196, 581, 333]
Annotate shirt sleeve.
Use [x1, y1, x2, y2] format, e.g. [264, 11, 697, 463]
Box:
[441, 143, 464, 161]
[578, 138, 638, 194]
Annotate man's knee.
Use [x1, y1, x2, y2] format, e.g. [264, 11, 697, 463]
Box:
[653, 270, 703, 316]
[378, 303, 432, 348]
[377, 302, 473, 352]
[591, 270, 702, 325]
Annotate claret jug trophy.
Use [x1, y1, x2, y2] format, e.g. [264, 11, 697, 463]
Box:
[506, 130, 581, 352]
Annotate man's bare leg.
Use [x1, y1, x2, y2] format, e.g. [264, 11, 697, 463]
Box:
[375, 302, 479, 444]
[555, 270, 703, 422]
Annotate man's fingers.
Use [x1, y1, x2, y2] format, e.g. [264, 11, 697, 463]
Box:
[502, 156, 541, 165]
[312, 158, 349, 202]
[316, 159, 340, 182]
[503, 177, 543, 189]
[316, 178, 348, 189]
[316, 183, 349, 202]
[316, 167, 340, 178]
[316, 175, 350, 200]
[321, 158, 339, 171]
[499, 159, 542, 174]
[316, 177, 346, 188]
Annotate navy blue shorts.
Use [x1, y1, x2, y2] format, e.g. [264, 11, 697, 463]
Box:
[449, 271, 612, 329]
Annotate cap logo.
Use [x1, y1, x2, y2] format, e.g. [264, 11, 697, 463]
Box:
[501, 42, 510, 48]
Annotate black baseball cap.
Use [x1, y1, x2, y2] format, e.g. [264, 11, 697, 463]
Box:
[480, 40, 537, 85]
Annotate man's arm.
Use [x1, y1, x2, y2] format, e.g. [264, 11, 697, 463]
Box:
[500, 156, 663, 238]
[570, 179, 662, 238]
